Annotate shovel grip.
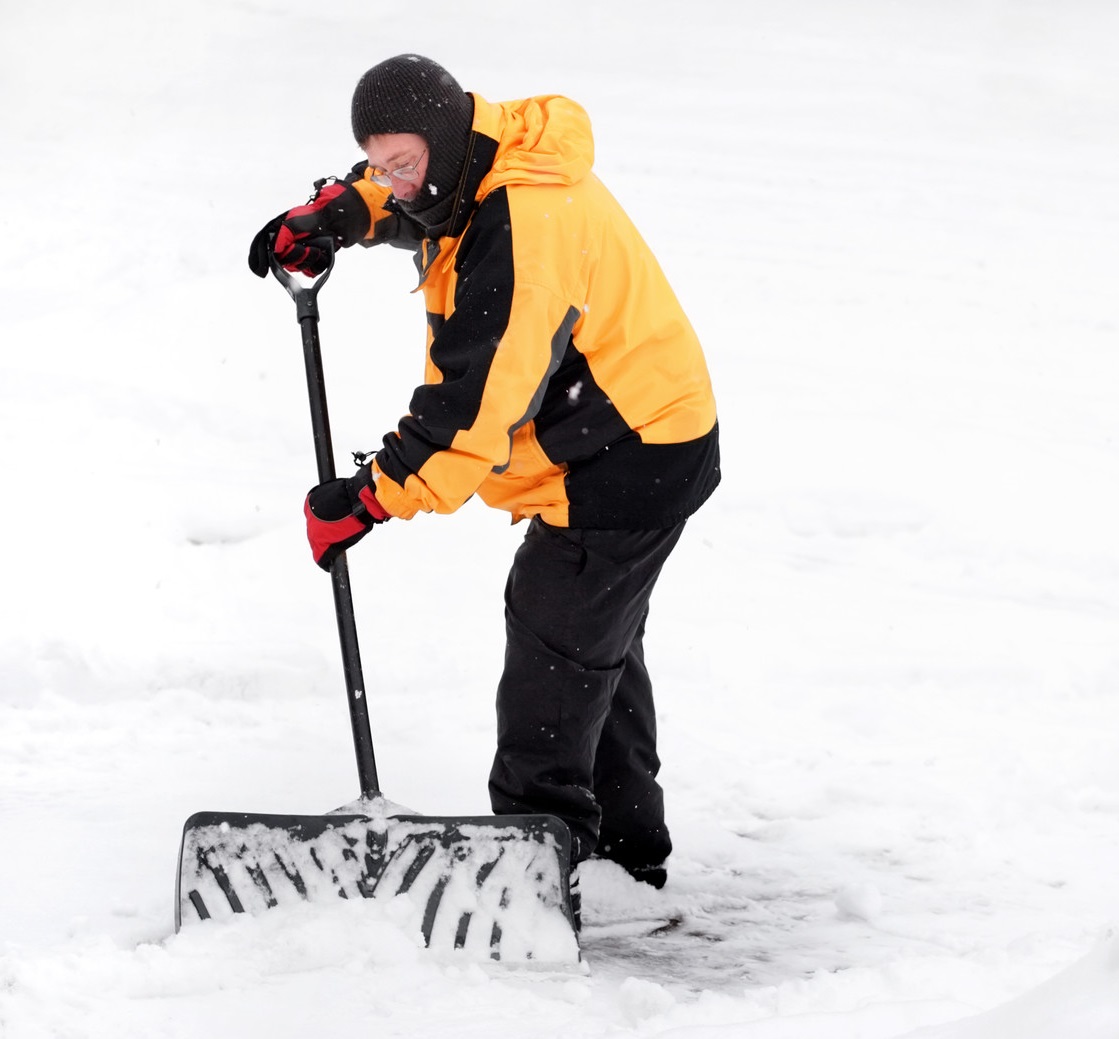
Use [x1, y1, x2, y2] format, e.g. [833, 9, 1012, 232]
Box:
[268, 237, 335, 324]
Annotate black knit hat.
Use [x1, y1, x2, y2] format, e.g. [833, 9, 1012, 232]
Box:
[351, 54, 474, 232]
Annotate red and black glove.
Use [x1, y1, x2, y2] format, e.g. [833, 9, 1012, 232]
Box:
[248, 178, 371, 278]
[304, 464, 390, 571]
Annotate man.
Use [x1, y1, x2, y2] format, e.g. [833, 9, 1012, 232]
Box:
[249, 54, 719, 895]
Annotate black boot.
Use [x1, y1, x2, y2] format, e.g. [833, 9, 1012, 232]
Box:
[568, 865, 582, 932]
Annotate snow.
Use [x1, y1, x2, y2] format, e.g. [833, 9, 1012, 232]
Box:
[2, 0, 1118, 1036]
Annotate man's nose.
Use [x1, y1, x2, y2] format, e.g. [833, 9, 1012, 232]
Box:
[390, 174, 417, 200]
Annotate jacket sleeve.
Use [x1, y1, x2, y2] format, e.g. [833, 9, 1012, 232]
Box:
[345, 163, 426, 251]
[370, 187, 578, 518]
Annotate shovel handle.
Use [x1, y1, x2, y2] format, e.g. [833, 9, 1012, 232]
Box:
[268, 239, 381, 798]
[269, 240, 340, 484]
[268, 238, 335, 326]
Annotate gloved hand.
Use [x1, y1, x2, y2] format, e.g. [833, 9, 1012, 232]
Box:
[305, 464, 390, 571]
[248, 179, 371, 278]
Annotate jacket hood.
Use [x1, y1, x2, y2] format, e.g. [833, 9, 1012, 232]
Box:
[427, 93, 595, 244]
[476, 94, 595, 191]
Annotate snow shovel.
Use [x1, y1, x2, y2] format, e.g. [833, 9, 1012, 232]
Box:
[174, 240, 580, 965]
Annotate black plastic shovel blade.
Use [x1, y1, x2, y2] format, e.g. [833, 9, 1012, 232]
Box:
[175, 803, 580, 964]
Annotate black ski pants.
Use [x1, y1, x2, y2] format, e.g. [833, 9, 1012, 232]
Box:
[488, 516, 685, 868]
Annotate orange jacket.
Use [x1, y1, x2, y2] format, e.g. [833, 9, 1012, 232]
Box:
[350, 94, 719, 528]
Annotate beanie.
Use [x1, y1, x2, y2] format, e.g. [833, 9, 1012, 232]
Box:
[351, 54, 474, 232]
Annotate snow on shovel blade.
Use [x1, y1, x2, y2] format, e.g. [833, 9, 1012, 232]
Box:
[175, 804, 580, 964]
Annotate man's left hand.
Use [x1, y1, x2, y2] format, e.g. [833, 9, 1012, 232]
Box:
[305, 465, 390, 571]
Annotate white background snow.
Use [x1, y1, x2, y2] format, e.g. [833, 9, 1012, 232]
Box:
[2, 1, 1118, 1035]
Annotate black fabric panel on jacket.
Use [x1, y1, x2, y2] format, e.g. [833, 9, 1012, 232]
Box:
[375, 414, 460, 493]
[532, 338, 634, 464]
[415, 188, 516, 427]
[375, 188, 517, 490]
[565, 422, 722, 529]
[493, 304, 580, 474]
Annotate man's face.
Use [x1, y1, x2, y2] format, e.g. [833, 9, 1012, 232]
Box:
[362, 132, 429, 203]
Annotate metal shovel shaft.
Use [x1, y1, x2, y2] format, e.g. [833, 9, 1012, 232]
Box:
[274, 245, 380, 798]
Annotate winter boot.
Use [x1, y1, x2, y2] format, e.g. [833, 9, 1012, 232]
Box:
[628, 863, 667, 890]
[568, 865, 582, 932]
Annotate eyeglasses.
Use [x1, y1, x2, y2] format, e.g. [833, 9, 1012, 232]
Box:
[368, 150, 426, 187]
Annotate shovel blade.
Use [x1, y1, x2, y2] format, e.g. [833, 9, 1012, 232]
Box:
[176, 804, 579, 964]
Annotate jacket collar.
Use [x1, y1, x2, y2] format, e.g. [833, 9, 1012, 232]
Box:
[441, 124, 499, 240]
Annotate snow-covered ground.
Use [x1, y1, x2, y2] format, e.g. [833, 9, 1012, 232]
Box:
[3, 1, 1118, 1035]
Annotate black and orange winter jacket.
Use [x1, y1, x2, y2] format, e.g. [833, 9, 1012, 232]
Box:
[347, 93, 720, 529]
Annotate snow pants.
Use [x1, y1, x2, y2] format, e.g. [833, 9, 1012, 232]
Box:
[488, 516, 685, 869]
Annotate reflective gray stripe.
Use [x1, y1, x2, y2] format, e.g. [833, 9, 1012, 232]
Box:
[491, 305, 580, 475]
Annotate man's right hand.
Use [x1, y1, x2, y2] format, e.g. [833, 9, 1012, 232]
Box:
[248, 179, 371, 278]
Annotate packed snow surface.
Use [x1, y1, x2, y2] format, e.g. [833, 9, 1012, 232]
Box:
[2, 1, 1117, 1036]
